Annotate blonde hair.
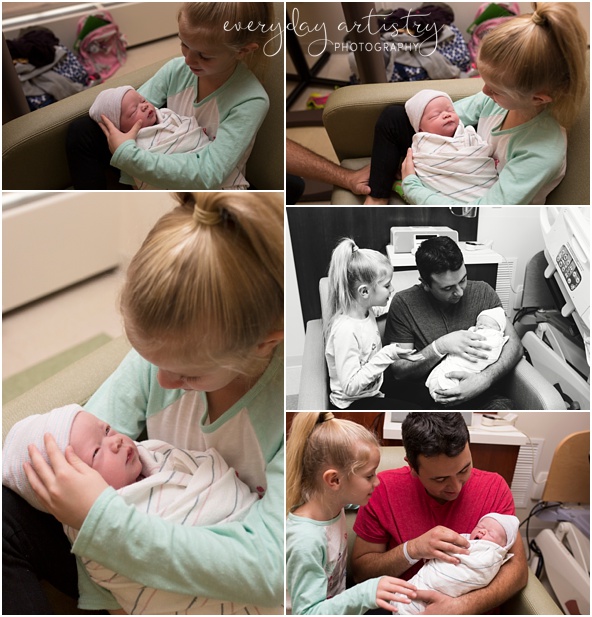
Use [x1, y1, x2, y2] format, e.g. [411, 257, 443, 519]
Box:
[121, 192, 283, 373]
[325, 237, 392, 338]
[178, 3, 277, 79]
[478, 2, 588, 128]
[286, 412, 380, 514]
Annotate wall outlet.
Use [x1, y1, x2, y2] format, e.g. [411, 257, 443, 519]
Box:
[530, 471, 548, 501]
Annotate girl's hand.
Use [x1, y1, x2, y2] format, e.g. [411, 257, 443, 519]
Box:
[99, 115, 142, 154]
[384, 344, 424, 362]
[24, 433, 109, 529]
[401, 148, 415, 180]
[376, 576, 417, 613]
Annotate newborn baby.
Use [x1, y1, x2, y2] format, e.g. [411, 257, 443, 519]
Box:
[404, 89, 498, 202]
[426, 307, 509, 400]
[393, 512, 519, 614]
[3, 405, 260, 614]
[89, 85, 248, 189]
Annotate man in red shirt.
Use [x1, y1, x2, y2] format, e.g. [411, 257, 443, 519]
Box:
[352, 413, 528, 614]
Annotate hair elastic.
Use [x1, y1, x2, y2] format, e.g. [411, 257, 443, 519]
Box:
[193, 205, 223, 226]
[532, 11, 546, 26]
[320, 412, 335, 423]
[352, 245, 359, 253]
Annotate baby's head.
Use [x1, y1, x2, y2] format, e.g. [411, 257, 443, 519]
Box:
[470, 513, 519, 549]
[89, 86, 157, 132]
[405, 89, 459, 137]
[476, 307, 506, 332]
[2, 405, 142, 512]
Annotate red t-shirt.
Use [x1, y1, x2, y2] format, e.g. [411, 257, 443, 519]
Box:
[353, 466, 515, 579]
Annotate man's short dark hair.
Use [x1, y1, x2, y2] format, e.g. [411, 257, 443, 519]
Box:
[415, 236, 464, 285]
[402, 413, 470, 472]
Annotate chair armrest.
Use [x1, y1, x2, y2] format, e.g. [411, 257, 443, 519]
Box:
[501, 568, 562, 615]
[2, 336, 131, 443]
[503, 358, 565, 410]
[297, 319, 329, 410]
[322, 78, 484, 161]
[2, 58, 172, 190]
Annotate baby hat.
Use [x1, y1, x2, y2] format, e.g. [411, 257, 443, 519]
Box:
[2, 404, 83, 512]
[89, 85, 134, 129]
[405, 89, 454, 132]
[479, 512, 520, 549]
[478, 307, 506, 331]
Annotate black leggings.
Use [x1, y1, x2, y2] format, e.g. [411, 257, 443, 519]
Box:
[2, 486, 78, 614]
[331, 396, 421, 411]
[66, 116, 133, 190]
[368, 105, 415, 199]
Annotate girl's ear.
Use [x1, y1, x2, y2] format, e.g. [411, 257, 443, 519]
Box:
[357, 283, 370, 298]
[237, 43, 259, 59]
[532, 92, 553, 106]
[322, 468, 341, 491]
[255, 330, 284, 356]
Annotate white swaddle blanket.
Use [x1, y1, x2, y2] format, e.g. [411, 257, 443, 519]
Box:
[426, 327, 508, 397]
[134, 108, 248, 190]
[65, 442, 267, 615]
[395, 535, 513, 614]
[412, 122, 498, 202]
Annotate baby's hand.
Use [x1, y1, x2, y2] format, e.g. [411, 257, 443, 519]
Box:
[376, 576, 417, 613]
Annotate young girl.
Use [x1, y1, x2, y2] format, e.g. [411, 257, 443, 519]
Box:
[365, 2, 587, 205]
[67, 2, 276, 189]
[325, 238, 422, 410]
[12, 192, 284, 613]
[286, 412, 418, 615]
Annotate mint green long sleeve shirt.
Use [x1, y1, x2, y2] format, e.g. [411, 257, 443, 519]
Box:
[75, 345, 284, 611]
[403, 92, 566, 205]
[111, 58, 269, 189]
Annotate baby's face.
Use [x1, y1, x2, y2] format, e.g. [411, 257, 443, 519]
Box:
[476, 315, 501, 330]
[470, 517, 507, 546]
[69, 411, 142, 489]
[420, 97, 459, 137]
[120, 89, 157, 132]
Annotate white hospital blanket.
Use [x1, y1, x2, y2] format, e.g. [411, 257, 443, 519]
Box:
[426, 327, 508, 398]
[412, 123, 498, 202]
[65, 442, 268, 615]
[395, 536, 512, 614]
[134, 108, 248, 190]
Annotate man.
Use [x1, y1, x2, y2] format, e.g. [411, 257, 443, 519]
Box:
[286, 139, 371, 204]
[383, 235, 522, 408]
[351, 413, 528, 614]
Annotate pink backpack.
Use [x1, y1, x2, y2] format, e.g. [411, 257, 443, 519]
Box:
[467, 3, 520, 64]
[74, 11, 127, 81]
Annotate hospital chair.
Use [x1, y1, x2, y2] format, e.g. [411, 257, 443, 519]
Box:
[529, 430, 590, 615]
[2, 1, 284, 191]
[321, 52, 589, 205]
[298, 277, 567, 410]
[341, 446, 562, 614]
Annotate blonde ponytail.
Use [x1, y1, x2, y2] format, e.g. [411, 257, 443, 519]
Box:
[121, 192, 283, 372]
[478, 2, 588, 128]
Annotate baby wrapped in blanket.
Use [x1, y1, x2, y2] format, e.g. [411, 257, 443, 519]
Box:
[426, 307, 509, 400]
[405, 89, 498, 202]
[2, 405, 273, 615]
[393, 513, 520, 614]
[89, 85, 248, 190]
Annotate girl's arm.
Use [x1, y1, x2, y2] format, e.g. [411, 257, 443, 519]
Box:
[110, 97, 268, 189]
[330, 333, 399, 397]
[288, 537, 380, 615]
[72, 442, 284, 607]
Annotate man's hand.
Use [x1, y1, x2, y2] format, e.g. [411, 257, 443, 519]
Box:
[401, 148, 415, 179]
[433, 371, 490, 405]
[99, 115, 142, 154]
[407, 526, 470, 564]
[437, 330, 491, 361]
[344, 164, 371, 195]
[415, 589, 465, 614]
[24, 434, 109, 529]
